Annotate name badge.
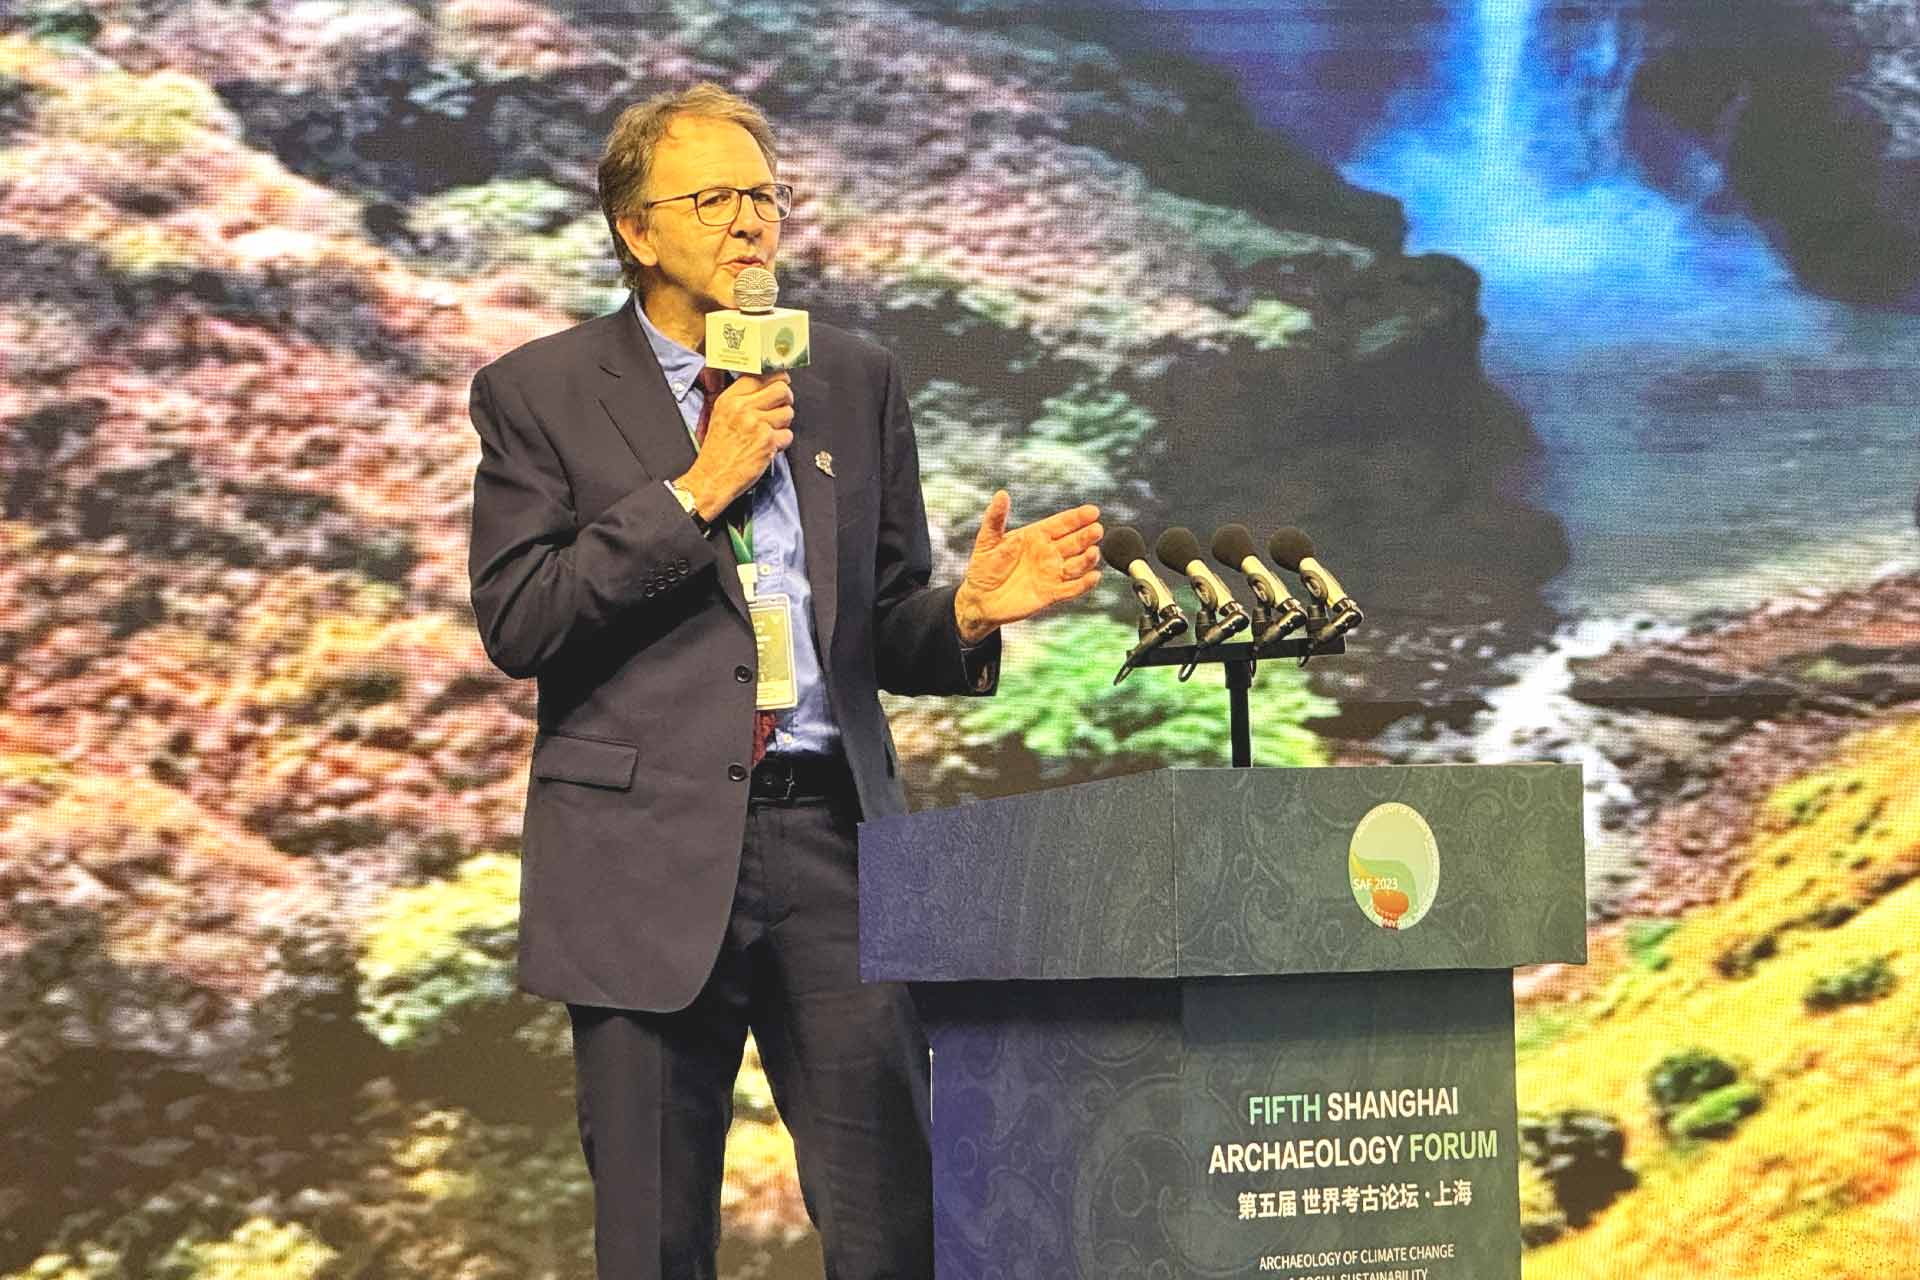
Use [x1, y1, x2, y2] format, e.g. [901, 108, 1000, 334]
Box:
[749, 593, 800, 711]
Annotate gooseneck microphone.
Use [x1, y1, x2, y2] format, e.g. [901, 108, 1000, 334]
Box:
[1101, 526, 1189, 683]
[1210, 523, 1307, 645]
[1155, 526, 1249, 648]
[1269, 527, 1364, 644]
[1101, 527, 1182, 619]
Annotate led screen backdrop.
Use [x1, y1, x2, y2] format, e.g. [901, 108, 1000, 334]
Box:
[2, 1, 1917, 1277]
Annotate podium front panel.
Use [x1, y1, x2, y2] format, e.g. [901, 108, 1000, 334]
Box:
[918, 971, 1519, 1280]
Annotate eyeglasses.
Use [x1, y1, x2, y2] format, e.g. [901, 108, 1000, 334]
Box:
[641, 183, 794, 226]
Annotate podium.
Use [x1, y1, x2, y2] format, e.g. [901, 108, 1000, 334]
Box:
[860, 765, 1585, 1280]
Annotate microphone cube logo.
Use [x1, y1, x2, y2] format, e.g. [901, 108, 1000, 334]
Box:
[707, 309, 809, 373]
[1348, 803, 1440, 930]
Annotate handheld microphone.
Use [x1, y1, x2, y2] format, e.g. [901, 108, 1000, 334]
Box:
[704, 266, 812, 374]
[1268, 527, 1364, 644]
[1155, 526, 1249, 647]
[1100, 526, 1189, 683]
[1210, 523, 1307, 645]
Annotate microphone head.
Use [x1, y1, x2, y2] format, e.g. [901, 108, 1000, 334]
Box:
[1268, 526, 1316, 572]
[1155, 526, 1204, 572]
[1210, 523, 1259, 567]
[1100, 525, 1150, 572]
[733, 266, 779, 312]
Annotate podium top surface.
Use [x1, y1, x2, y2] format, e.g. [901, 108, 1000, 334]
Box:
[860, 764, 1587, 983]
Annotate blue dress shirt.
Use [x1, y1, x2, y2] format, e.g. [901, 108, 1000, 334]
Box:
[636, 301, 840, 757]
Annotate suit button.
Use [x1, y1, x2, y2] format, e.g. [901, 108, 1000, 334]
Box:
[735, 665, 752, 683]
[728, 763, 748, 781]
[677, 558, 690, 572]
[642, 585, 656, 598]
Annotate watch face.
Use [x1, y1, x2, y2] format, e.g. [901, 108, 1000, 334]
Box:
[670, 485, 709, 533]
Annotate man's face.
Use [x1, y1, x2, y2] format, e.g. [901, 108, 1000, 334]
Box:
[619, 115, 779, 332]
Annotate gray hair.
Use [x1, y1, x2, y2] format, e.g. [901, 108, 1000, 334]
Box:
[598, 83, 780, 291]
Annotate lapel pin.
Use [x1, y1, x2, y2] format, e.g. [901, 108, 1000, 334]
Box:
[814, 450, 835, 477]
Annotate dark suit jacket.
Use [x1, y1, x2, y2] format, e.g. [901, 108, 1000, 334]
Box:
[467, 301, 999, 1012]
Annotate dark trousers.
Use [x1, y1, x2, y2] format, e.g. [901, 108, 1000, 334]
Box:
[567, 780, 933, 1280]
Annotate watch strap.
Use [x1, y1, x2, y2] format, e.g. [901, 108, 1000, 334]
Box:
[668, 481, 712, 536]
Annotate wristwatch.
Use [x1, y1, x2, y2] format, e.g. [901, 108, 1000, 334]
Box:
[668, 481, 712, 536]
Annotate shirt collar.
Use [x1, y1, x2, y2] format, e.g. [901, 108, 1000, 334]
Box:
[632, 295, 707, 401]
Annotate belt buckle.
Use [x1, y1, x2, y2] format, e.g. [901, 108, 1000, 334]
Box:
[755, 759, 797, 803]
[771, 762, 798, 803]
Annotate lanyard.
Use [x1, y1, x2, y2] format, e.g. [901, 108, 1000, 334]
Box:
[725, 513, 754, 566]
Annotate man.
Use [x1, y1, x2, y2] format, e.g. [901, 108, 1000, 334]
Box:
[466, 83, 1103, 1279]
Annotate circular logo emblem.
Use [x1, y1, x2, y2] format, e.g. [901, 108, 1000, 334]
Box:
[1348, 803, 1439, 931]
[773, 327, 796, 358]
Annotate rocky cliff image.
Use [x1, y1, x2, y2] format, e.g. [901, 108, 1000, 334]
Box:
[1, 1, 1916, 1278]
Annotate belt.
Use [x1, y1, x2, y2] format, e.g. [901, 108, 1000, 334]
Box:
[749, 753, 854, 805]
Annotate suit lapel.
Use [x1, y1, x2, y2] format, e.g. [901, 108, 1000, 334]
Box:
[787, 361, 838, 663]
[593, 302, 750, 623]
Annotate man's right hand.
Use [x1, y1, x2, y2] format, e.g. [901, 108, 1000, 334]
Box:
[676, 372, 794, 520]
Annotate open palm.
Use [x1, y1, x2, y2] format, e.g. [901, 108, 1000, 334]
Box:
[954, 491, 1103, 644]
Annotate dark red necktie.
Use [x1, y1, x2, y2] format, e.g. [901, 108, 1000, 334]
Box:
[694, 365, 728, 443]
[695, 366, 778, 765]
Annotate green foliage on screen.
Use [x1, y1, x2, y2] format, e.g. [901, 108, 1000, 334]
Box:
[410, 178, 582, 239]
[1025, 384, 1159, 456]
[1517, 1109, 1635, 1243]
[1139, 189, 1367, 270]
[516, 217, 632, 317]
[1666, 1082, 1764, 1142]
[1624, 918, 1680, 971]
[356, 853, 520, 1051]
[45, 67, 230, 152]
[1646, 1048, 1737, 1119]
[912, 380, 1005, 538]
[1647, 1048, 1762, 1142]
[404, 179, 625, 317]
[887, 256, 1025, 331]
[2, 1246, 121, 1280]
[960, 612, 1332, 768]
[914, 379, 1163, 563]
[0, 1097, 596, 1280]
[1803, 954, 1895, 1011]
[1228, 298, 1316, 350]
[357, 1106, 595, 1272]
[21, 2, 101, 45]
[158, 1219, 336, 1280]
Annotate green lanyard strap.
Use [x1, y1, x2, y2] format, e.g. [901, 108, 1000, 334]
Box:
[725, 513, 754, 566]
